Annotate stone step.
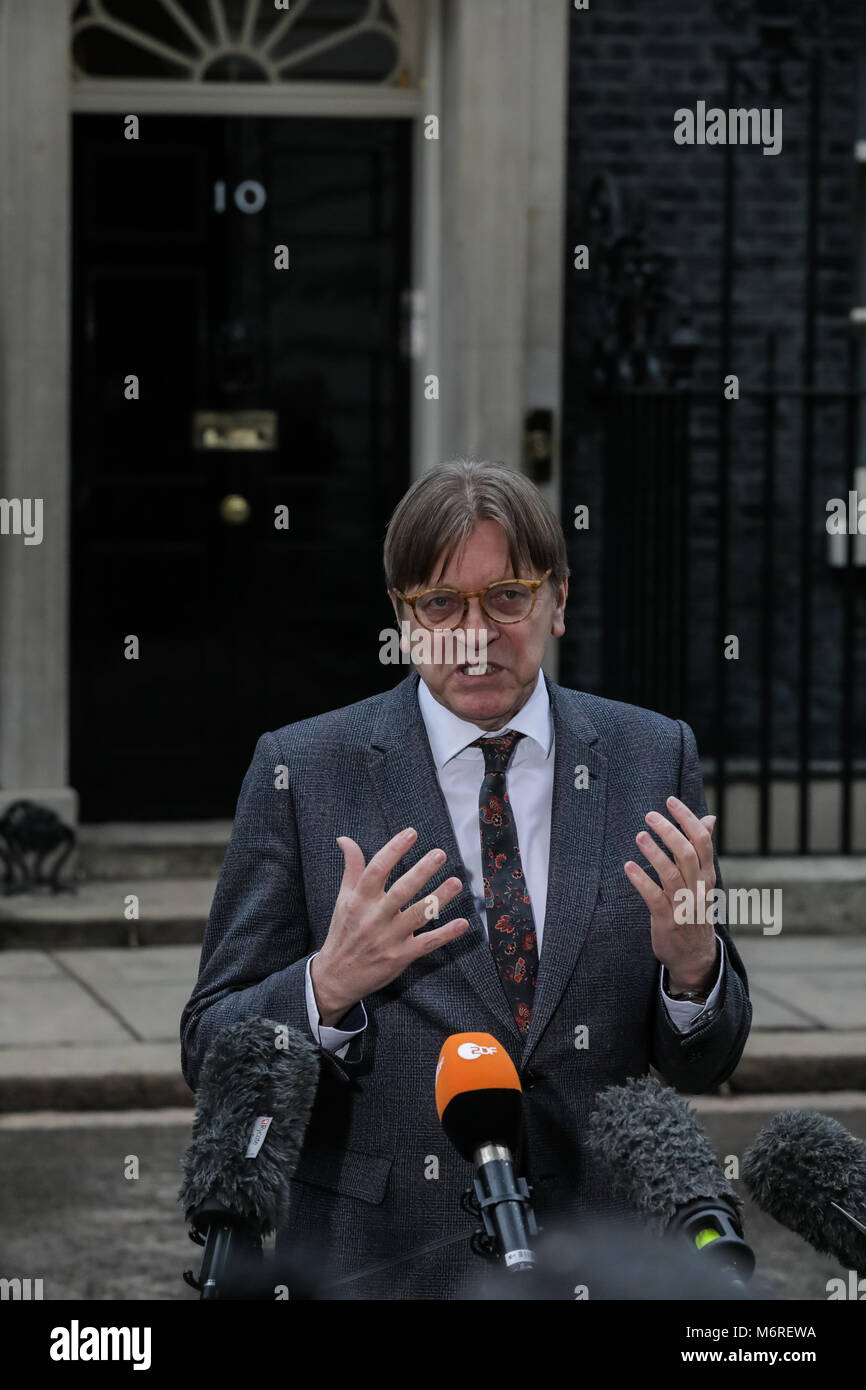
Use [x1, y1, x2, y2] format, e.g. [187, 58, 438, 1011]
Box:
[1, 1034, 863, 1112]
[74, 822, 232, 881]
[2, 851, 864, 947]
[720, 856, 866, 935]
[0, 880, 213, 948]
[0, 1045, 192, 1112]
[69, 826, 866, 931]
[728, 1031, 866, 1093]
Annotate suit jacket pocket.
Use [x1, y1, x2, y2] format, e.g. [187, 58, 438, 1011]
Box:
[291, 1141, 393, 1205]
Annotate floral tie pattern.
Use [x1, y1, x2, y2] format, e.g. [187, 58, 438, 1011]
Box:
[473, 731, 538, 1035]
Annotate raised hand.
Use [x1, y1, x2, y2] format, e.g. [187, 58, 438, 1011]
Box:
[624, 796, 719, 994]
[310, 828, 470, 1025]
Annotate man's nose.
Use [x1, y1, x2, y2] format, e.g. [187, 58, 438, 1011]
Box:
[460, 595, 498, 634]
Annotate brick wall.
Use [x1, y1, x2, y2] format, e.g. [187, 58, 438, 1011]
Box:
[560, 0, 864, 767]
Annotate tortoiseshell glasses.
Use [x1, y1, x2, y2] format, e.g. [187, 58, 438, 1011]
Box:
[393, 570, 552, 631]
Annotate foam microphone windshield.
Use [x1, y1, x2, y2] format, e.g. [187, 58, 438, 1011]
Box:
[742, 1109, 866, 1276]
[587, 1075, 754, 1286]
[435, 1032, 522, 1161]
[587, 1074, 742, 1232]
[179, 1016, 321, 1237]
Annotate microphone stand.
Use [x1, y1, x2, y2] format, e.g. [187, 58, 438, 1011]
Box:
[183, 1179, 539, 1296]
[324, 1163, 539, 1292]
[183, 1199, 263, 1300]
[471, 1142, 538, 1272]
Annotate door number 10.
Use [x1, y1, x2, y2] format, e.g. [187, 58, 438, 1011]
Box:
[214, 180, 267, 214]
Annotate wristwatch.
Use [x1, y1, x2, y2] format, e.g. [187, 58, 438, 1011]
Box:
[662, 968, 709, 1005]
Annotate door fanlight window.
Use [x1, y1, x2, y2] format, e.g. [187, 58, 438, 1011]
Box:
[71, 0, 416, 85]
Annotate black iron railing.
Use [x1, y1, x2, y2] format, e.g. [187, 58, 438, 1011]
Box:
[594, 361, 866, 855]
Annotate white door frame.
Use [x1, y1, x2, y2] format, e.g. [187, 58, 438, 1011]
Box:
[69, 8, 443, 484]
[0, 0, 441, 823]
[0, 0, 574, 819]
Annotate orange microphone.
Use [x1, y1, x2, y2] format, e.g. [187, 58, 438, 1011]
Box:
[435, 1033, 537, 1272]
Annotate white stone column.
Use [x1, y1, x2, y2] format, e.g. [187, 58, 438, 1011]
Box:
[0, 1, 76, 822]
[438, 0, 568, 673]
[438, 0, 567, 481]
[439, 0, 530, 465]
[523, 0, 569, 523]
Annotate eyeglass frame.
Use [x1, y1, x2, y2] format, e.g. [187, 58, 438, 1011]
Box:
[392, 568, 553, 631]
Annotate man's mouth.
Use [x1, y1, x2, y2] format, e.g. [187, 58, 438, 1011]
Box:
[456, 662, 502, 678]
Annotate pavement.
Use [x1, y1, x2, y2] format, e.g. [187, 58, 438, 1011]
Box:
[0, 930, 864, 1109]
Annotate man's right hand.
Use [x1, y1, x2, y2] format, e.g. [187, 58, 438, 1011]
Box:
[310, 827, 469, 1026]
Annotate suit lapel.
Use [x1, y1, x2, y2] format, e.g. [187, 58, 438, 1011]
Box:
[365, 673, 609, 1056]
[521, 678, 608, 1062]
[367, 673, 523, 1041]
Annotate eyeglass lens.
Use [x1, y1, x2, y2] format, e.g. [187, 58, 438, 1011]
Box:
[414, 581, 534, 629]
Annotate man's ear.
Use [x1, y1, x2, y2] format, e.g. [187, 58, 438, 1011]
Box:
[388, 590, 402, 624]
[551, 576, 568, 638]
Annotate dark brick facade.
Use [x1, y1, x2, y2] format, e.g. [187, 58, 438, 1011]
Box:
[560, 0, 864, 770]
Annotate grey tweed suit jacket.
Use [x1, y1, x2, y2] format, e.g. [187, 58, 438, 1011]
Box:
[180, 671, 752, 1299]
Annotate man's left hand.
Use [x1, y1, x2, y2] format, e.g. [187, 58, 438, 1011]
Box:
[624, 795, 718, 994]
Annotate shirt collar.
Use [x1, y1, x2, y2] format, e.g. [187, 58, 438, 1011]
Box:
[417, 668, 553, 770]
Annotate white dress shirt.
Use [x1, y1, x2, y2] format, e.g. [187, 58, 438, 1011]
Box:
[306, 670, 725, 1052]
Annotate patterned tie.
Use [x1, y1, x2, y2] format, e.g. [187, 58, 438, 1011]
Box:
[473, 731, 539, 1036]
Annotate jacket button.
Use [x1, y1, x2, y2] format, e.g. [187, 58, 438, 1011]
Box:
[524, 1069, 540, 1089]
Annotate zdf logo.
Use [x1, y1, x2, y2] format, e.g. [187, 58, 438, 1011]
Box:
[457, 1042, 498, 1060]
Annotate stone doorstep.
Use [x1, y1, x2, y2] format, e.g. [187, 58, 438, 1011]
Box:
[75, 821, 233, 881]
[729, 1030, 866, 1093]
[718, 856, 866, 935]
[0, 1032, 862, 1112]
[0, 878, 215, 948]
[0, 918, 206, 949]
[0, 1074, 193, 1113]
[0, 1043, 192, 1112]
[0, 857, 864, 947]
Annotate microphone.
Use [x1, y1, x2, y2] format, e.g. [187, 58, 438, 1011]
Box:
[435, 1032, 538, 1272]
[587, 1075, 755, 1287]
[179, 1017, 321, 1299]
[742, 1109, 866, 1277]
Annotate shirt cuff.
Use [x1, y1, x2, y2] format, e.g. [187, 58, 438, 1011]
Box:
[660, 937, 726, 1033]
[305, 952, 367, 1058]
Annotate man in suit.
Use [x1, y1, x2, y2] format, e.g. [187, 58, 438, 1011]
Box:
[180, 459, 751, 1299]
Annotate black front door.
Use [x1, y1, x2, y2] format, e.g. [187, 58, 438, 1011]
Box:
[71, 114, 411, 819]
